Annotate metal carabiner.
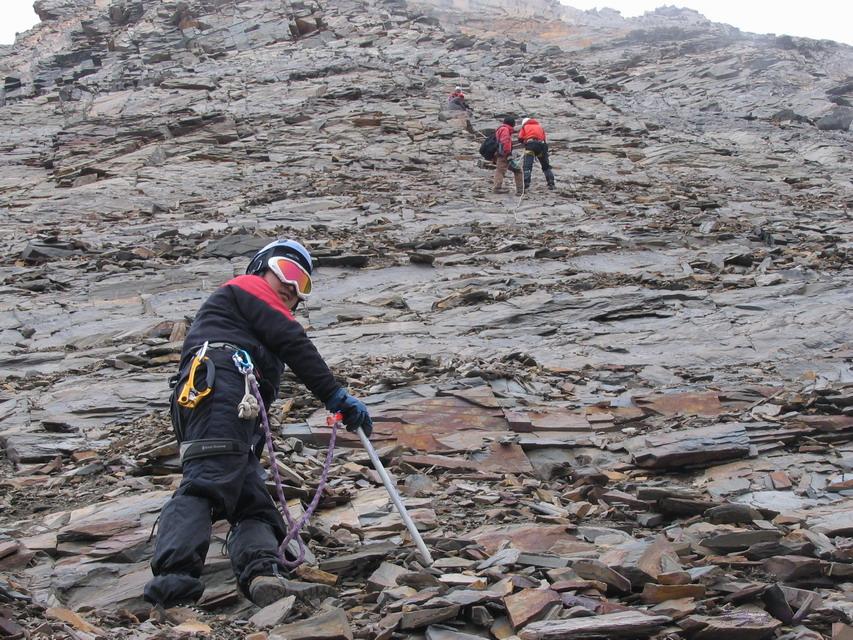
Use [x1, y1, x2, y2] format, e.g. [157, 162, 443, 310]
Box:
[232, 348, 254, 375]
[177, 341, 215, 408]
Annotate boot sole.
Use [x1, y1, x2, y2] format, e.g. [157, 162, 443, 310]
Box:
[250, 579, 336, 607]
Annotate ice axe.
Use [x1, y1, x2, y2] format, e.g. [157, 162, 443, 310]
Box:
[329, 412, 434, 566]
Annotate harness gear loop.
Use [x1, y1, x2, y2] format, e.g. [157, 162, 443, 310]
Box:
[177, 341, 214, 409]
[246, 369, 337, 569]
[179, 438, 251, 464]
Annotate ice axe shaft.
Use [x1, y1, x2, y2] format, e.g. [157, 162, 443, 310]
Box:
[355, 426, 434, 566]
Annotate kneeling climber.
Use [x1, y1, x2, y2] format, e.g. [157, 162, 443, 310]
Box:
[144, 239, 373, 609]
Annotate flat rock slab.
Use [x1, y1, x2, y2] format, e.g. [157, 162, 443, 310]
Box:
[682, 606, 781, 640]
[269, 607, 353, 640]
[642, 583, 705, 604]
[519, 610, 672, 639]
[505, 588, 562, 629]
[700, 529, 781, 551]
[367, 562, 408, 592]
[633, 391, 724, 417]
[249, 595, 296, 628]
[425, 625, 490, 640]
[2, 433, 92, 463]
[464, 524, 589, 555]
[318, 542, 397, 576]
[807, 508, 853, 536]
[626, 423, 751, 469]
[400, 605, 461, 631]
[569, 558, 632, 594]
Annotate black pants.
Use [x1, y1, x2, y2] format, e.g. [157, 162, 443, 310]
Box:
[144, 351, 287, 608]
[523, 140, 555, 189]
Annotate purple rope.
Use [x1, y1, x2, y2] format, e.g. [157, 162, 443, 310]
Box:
[250, 375, 337, 569]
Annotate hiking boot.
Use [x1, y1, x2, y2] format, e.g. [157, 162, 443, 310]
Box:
[492, 187, 508, 194]
[248, 575, 336, 607]
[547, 183, 556, 191]
[516, 188, 524, 196]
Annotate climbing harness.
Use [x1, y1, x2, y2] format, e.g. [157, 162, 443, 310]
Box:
[232, 347, 338, 568]
[177, 341, 214, 409]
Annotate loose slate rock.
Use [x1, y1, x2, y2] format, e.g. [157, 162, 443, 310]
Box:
[269, 607, 353, 640]
[681, 606, 781, 640]
[705, 503, 763, 524]
[700, 529, 782, 551]
[400, 605, 461, 631]
[505, 589, 562, 629]
[626, 423, 751, 469]
[249, 595, 296, 629]
[569, 558, 632, 594]
[519, 610, 672, 639]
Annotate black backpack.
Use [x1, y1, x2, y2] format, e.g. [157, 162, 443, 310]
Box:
[479, 133, 498, 160]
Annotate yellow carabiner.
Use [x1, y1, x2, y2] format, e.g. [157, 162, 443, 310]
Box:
[177, 342, 215, 409]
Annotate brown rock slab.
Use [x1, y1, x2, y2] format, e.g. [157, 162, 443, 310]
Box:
[651, 597, 697, 620]
[505, 589, 562, 629]
[367, 562, 408, 592]
[603, 536, 683, 588]
[294, 565, 339, 586]
[464, 524, 587, 555]
[769, 471, 792, 489]
[641, 583, 705, 604]
[519, 610, 672, 639]
[45, 608, 105, 635]
[569, 558, 632, 594]
[269, 608, 353, 640]
[505, 410, 591, 432]
[634, 391, 724, 416]
[762, 555, 821, 581]
[174, 620, 213, 634]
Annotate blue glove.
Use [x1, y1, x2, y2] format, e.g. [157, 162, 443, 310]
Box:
[325, 388, 373, 437]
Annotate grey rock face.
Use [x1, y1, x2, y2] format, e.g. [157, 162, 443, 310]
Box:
[0, 0, 851, 638]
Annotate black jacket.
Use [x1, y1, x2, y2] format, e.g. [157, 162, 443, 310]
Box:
[180, 274, 340, 406]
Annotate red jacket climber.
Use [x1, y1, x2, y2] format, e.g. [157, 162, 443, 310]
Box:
[518, 117, 546, 143]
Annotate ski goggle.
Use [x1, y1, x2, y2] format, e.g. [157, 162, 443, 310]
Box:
[268, 256, 312, 299]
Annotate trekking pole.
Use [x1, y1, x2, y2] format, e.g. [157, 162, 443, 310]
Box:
[330, 413, 434, 566]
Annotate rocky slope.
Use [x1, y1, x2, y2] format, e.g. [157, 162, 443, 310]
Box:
[0, 0, 851, 638]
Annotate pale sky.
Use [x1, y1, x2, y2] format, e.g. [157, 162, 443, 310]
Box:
[0, 0, 851, 46]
